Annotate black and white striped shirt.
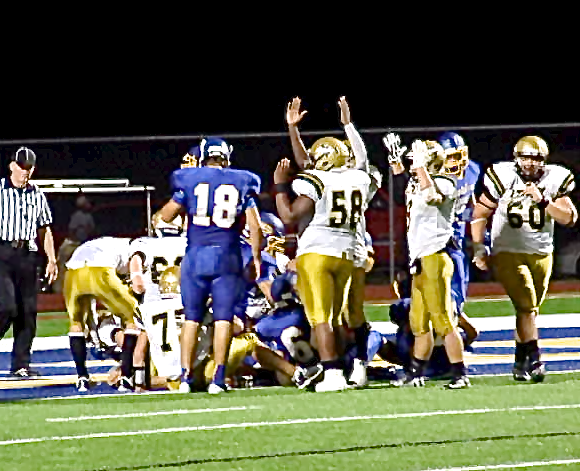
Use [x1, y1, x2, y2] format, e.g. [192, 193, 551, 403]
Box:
[0, 177, 53, 251]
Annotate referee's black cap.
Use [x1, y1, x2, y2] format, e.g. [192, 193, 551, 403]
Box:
[12, 147, 36, 168]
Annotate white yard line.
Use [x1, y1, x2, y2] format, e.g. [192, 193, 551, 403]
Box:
[46, 405, 260, 422]
[4, 403, 580, 446]
[423, 458, 580, 470]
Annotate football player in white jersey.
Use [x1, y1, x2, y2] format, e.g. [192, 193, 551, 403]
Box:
[286, 96, 378, 388]
[471, 135, 577, 382]
[398, 139, 469, 389]
[64, 237, 142, 392]
[274, 136, 371, 392]
[127, 212, 187, 389]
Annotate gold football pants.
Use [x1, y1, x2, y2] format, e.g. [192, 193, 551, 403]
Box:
[63, 266, 138, 329]
[342, 266, 367, 329]
[203, 332, 258, 384]
[409, 252, 455, 337]
[492, 252, 553, 316]
[296, 252, 354, 328]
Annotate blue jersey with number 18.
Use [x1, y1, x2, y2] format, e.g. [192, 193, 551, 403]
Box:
[170, 167, 261, 248]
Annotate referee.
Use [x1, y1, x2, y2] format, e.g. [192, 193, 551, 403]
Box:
[0, 147, 58, 378]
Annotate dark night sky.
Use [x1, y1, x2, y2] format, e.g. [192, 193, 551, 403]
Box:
[1, 72, 573, 140]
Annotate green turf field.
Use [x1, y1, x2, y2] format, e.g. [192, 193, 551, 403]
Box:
[2, 296, 578, 339]
[2, 374, 580, 470]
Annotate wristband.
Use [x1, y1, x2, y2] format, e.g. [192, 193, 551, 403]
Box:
[273, 183, 291, 195]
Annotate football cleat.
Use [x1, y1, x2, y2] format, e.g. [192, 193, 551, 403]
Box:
[10, 368, 41, 379]
[391, 375, 425, 388]
[117, 376, 133, 392]
[348, 359, 368, 388]
[530, 361, 546, 383]
[512, 362, 531, 381]
[445, 375, 471, 390]
[207, 383, 228, 395]
[292, 364, 323, 390]
[314, 369, 349, 392]
[76, 377, 90, 393]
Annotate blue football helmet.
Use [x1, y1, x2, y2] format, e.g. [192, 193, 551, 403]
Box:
[181, 145, 200, 168]
[438, 131, 469, 177]
[199, 137, 233, 167]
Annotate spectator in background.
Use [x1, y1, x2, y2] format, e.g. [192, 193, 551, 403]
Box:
[54, 194, 96, 293]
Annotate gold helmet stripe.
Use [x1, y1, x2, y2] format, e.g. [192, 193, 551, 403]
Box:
[295, 172, 324, 199]
[485, 166, 505, 197]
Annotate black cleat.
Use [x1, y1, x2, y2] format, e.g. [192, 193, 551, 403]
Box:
[512, 362, 531, 382]
[10, 368, 40, 379]
[529, 361, 546, 383]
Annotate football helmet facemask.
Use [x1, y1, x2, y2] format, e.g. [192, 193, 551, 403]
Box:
[199, 137, 233, 168]
[438, 132, 469, 177]
[513, 135, 549, 182]
[308, 137, 349, 171]
[151, 211, 185, 237]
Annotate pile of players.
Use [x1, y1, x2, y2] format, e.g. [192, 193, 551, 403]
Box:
[61, 96, 578, 394]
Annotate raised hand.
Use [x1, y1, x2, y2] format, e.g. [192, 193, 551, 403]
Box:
[286, 97, 308, 126]
[410, 140, 429, 169]
[274, 158, 293, 184]
[338, 96, 351, 125]
[382, 133, 408, 175]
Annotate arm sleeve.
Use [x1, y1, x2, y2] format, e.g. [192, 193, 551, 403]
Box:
[344, 123, 369, 173]
[291, 174, 320, 202]
[37, 192, 53, 227]
[170, 171, 187, 206]
[243, 173, 262, 211]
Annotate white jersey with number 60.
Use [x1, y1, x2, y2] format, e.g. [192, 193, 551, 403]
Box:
[483, 162, 575, 255]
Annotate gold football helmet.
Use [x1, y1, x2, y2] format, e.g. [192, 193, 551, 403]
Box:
[411, 140, 446, 175]
[181, 145, 199, 168]
[151, 211, 186, 237]
[308, 137, 349, 171]
[159, 266, 181, 295]
[513, 135, 548, 182]
[342, 139, 356, 168]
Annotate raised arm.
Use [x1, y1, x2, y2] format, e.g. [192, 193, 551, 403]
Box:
[339, 96, 368, 173]
[286, 97, 310, 170]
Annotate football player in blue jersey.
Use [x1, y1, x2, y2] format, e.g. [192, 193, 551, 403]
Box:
[160, 137, 263, 394]
[254, 261, 318, 367]
[437, 132, 481, 320]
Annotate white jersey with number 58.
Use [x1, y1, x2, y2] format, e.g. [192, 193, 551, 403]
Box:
[292, 168, 371, 260]
[483, 162, 575, 255]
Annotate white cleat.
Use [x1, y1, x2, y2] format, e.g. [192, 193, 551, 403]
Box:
[207, 383, 228, 395]
[315, 369, 349, 392]
[348, 359, 368, 388]
[178, 381, 191, 393]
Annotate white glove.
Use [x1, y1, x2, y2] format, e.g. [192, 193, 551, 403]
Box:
[410, 140, 428, 169]
[382, 133, 407, 166]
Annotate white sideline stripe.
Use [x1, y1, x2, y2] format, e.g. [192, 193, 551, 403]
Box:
[423, 457, 580, 470]
[4, 403, 580, 447]
[46, 406, 260, 422]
